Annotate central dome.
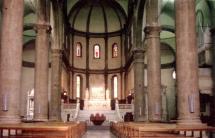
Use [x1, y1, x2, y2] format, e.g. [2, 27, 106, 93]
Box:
[68, 0, 126, 34]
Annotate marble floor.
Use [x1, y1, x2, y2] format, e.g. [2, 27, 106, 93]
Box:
[82, 130, 116, 138]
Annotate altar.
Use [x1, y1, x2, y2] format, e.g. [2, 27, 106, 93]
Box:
[84, 99, 111, 110]
[84, 87, 111, 110]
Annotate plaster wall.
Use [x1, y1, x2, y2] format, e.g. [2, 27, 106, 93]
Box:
[89, 38, 105, 70]
[73, 36, 86, 69]
[108, 36, 121, 69]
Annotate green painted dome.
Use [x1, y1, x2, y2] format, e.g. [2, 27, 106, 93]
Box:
[68, 0, 126, 34]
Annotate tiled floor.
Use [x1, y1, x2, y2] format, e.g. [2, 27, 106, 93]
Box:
[82, 130, 116, 138]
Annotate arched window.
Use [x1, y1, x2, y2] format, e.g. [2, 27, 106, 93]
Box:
[94, 44, 100, 59]
[76, 75, 81, 98]
[112, 43, 118, 58]
[113, 76, 118, 98]
[76, 42, 82, 57]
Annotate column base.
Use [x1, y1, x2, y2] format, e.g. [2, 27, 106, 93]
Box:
[33, 117, 48, 122]
[149, 116, 161, 123]
[49, 117, 62, 122]
[0, 115, 21, 124]
[134, 116, 147, 122]
[177, 118, 206, 127]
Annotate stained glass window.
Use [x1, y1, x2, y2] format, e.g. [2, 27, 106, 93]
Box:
[94, 44, 100, 59]
[76, 42, 82, 57]
[112, 43, 118, 58]
[113, 76, 118, 98]
[76, 75, 81, 98]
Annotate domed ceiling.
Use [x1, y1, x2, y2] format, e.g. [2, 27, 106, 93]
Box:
[0, 0, 215, 47]
[68, 0, 127, 34]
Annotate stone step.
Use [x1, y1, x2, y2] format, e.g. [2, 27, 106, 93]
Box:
[77, 110, 121, 123]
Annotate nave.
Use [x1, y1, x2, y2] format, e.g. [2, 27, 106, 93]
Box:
[1, 0, 215, 138]
[82, 130, 116, 138]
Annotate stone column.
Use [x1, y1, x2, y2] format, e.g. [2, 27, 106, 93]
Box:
[145, 26, 162, 122]
[210, 28, 215, 125]
[0, 0, 24, 123]
[49, 49, 62, 121]
[133, 49, 146, 121]
[34, 24, 50, 121]
[175, 0, 202, 125]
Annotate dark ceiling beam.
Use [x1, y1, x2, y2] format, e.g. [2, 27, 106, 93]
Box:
[109, 1, 123, 29]
[127, 0, 135, 31]
[86, 4, 94, 34]
[68, 0, 84, 20]
[110, 0, 127, 22]
[206, 0, 215, 26]
[100, 2, 108, 34]
[69, 28, 125, 38]
[137, 0, 146, 25]
[71, 1, 84, 31]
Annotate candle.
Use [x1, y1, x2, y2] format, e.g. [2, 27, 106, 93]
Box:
[2, 94, 8, 111]
[155, 102, 159, 115]
[139, 107, 142, 116]
[188, 95, 194, 113]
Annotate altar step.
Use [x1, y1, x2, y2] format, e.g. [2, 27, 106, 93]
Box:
[87, 125, 110, 130]
[77, 110, 120, 125]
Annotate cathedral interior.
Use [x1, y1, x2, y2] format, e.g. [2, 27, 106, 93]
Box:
[1, 0, 215, 137]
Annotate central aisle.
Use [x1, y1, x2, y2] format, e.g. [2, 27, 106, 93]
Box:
[82, 130, 116, 138]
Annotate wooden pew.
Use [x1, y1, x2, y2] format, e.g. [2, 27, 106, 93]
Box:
[0, 121, 87, 138]
[110, 122, 215, 138]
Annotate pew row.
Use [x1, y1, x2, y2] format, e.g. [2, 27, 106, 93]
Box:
[110, 122, 215, 138]
[0, 121, 86, 138]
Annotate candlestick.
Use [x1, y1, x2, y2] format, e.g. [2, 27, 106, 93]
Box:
[2, 94, 8, 111]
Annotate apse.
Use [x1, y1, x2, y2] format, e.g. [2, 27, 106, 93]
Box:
[68, 0, 127, 103]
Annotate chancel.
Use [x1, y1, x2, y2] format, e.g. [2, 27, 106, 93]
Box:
[0, 0, 215, 137]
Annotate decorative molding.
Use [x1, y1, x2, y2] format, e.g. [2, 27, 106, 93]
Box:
[22, 61, 51, 68]
[33, 23, 52, 33]
[144, 25, 161, 39]
[69, 28, 125, 38]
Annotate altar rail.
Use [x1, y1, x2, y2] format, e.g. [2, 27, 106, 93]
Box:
[0, 121, 86, 138]
[110, 122, 215, 138]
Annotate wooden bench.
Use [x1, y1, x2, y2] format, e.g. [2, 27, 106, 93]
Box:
[0, 121, 87, 138]
[110, 122, 215, 138]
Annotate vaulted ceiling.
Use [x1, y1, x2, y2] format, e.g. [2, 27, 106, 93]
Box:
[0, 0, 215, 48]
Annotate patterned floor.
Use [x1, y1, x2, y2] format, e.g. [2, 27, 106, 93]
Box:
[82, 130, 116, 138]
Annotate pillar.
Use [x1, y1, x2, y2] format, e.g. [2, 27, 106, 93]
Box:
[145, 0, 162, 122]
[0, 0, 24, 123]
[34, 24, 50, 121]
[145, 26, 162, 122]
[133, 49, 146, 121]
[175, 0, 202, 125]
[49, 49, 62, 121]
[210, 28, 215, 125]
[34, 0, 50, 121]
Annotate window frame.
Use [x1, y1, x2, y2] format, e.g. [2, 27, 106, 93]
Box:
[93, 44, 101, 59]
[112, 43, 118, 58]
[76, 42, 82, 57]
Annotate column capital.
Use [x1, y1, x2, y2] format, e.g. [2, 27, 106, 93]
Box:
[132, 48, 145, 62]
[34, 23, 52, 33]
[144, 25, 161, 38]
[51, 49, 63, 54]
